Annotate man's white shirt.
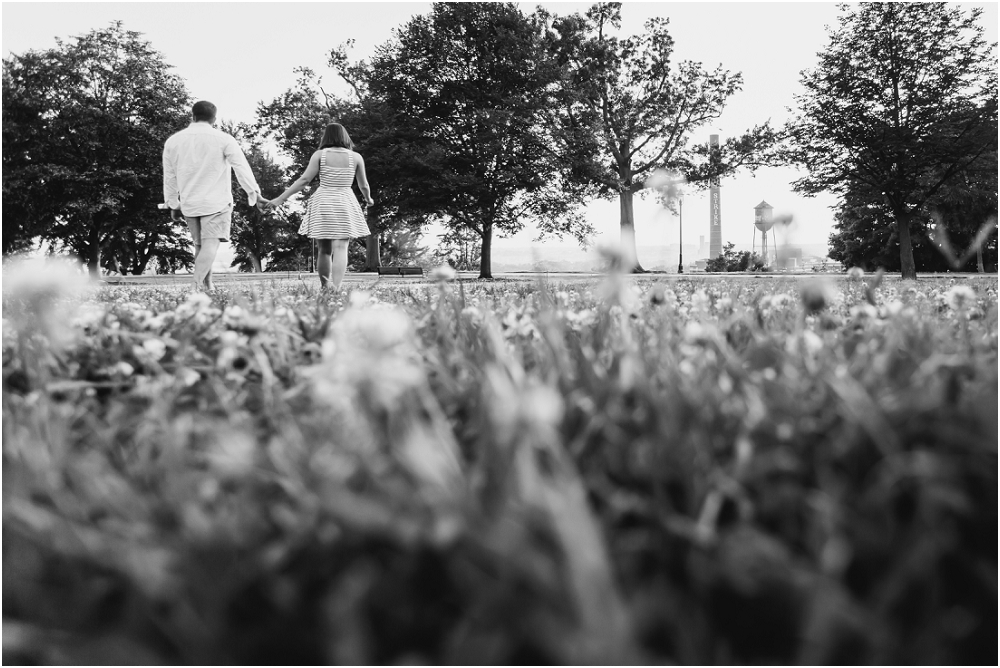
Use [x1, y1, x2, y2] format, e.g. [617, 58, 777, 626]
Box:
[163, 122, 260, 217]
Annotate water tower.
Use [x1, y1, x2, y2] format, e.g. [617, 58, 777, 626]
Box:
[752, 201, 777, 267]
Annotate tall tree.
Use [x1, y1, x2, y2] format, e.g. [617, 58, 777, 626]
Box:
[365, 2, 594, 279]
[220, 122, 306, 272]
[330, 45, 440, 273]
[926, 141, 998, 273]
[829, 183, 942, 272]
[96, 221, 193, 275]
[830, 139, 998, 274]
[255, 67, 348, 178]
[1, 22, 191, 275]
[1, 67, 45, 256]
[787, 2, 997, 279]
[542, 3, 780, 272]
[255, 66, 406, 272]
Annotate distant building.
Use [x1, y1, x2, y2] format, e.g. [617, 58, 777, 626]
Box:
[776, 245, 802, 270]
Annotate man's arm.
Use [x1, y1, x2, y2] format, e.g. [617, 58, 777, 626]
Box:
[224, 137, 261, 206]
[163, 140, 181, 211]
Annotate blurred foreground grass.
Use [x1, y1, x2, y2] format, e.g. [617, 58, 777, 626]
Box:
[3, 268, 997, 664]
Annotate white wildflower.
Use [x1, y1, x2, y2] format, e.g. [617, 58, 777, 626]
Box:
[429, 265, 457, 282]
[850, 303, 879, 320]
[207, 431, 256, 478]
[882, 300, 904, 317]
[691, 289, 711, 313]
[71, 304, 107, 330]
[176, 368, 200, 387]
[222, 305, 247, 327]
[800, 278, 838, 314]
[2, 257, 95, 346]
[521, 384, 564, 429]
[219, 330, 241, 347]
[801, 330, 824, 355]
[684, 321, 710, 342]
[944, 284, 976, 311]
[461, 306, 483, 326]
[144, 314, 167, 331]
[142, 338, 167, 361]
[175, 291, 213, 319]
[349, 290, 372, 308]
[770, 293, 794, 309]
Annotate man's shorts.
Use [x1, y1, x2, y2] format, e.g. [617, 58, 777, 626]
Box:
[184, 204, 232, 243]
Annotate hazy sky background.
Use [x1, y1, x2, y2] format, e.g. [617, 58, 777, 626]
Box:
[3, 1, 997, 267]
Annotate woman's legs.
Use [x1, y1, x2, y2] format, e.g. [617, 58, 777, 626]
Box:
[317, 239, 333, 287]
[330, 239, 349, 290]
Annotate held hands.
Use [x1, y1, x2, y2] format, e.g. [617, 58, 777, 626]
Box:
[256, 196, 282, 212]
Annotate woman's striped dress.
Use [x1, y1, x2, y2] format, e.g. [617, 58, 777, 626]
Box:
[298, 148, 370, 240]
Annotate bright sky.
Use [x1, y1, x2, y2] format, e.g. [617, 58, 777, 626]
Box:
[3, 1, 997, 265]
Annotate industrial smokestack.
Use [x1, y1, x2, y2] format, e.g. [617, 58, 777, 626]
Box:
[709, 134, 722, 260]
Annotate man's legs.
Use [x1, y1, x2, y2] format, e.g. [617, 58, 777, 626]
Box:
[187, 206, 230, 291]
[194, 238, 221, 290]
[186, 216, 205, 290]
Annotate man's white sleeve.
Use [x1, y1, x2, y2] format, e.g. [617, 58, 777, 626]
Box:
[225, 137, 261, 206]
[163, 141, 180, 209]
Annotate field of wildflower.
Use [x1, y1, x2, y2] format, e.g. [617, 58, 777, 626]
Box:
[3, 263, 997, 665]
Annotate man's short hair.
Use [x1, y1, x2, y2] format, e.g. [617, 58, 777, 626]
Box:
[192, 101, 217, 122]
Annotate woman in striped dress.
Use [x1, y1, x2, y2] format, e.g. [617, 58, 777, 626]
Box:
[266, 123, 373, 289]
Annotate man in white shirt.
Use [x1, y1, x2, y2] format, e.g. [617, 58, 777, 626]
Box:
[163, 100, 268, 290]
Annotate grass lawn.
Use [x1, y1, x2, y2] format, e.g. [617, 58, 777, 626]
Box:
[3, 268, 997, 664]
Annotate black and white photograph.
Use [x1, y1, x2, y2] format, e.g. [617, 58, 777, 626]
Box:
[2, 1, 997, 664]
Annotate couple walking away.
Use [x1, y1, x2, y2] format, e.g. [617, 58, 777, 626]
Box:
[162, 100, 373, 291]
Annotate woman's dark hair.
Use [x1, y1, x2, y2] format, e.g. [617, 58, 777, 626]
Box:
[318, 123, 354, 150]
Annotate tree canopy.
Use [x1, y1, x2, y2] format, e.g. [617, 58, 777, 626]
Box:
[364, 2, 594, 279]
[787, 2, 998, 278]
[256, 63, 428, 272]
[2, 22, 192, 275]
[542, 2, 781, 271]
[219, 122, 306, 273]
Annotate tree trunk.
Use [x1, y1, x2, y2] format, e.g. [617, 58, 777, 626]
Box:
[895, 210, 917, 280]
[87, 227, 102, 278]
[977, 246, 984, 273]
[363, 233, 382, 272]
[619, 188, 644, 273]
[479, 223, 493, 279]
[134, 251, 151, 275]
[250, 253, 262, 273]
[135, 235, 158, 275]
[359, 211, 382, 272]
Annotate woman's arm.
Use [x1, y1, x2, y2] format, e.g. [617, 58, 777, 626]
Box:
[271, 152, 321, 207]
[354, 152, 374, 206]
